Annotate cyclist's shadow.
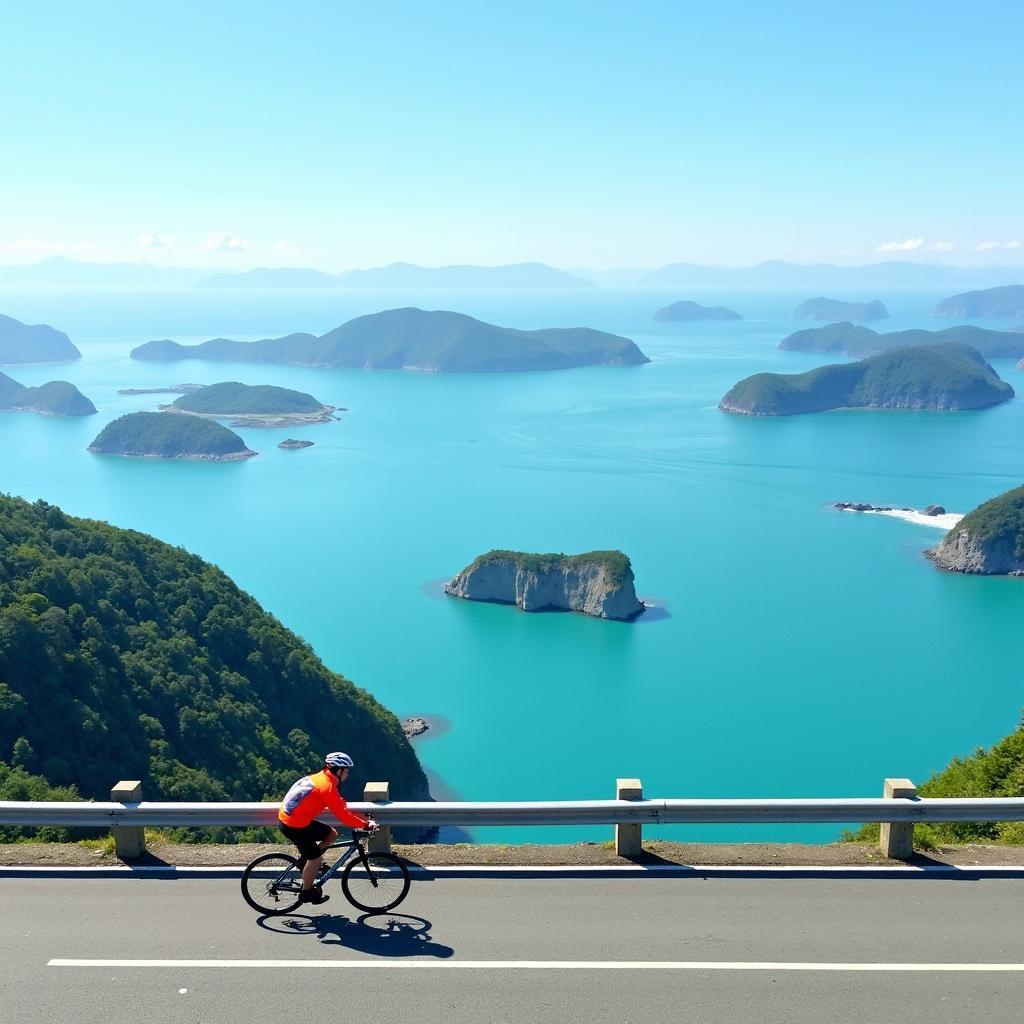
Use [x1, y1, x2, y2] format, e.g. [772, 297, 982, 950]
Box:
[258, 911, 455, 959]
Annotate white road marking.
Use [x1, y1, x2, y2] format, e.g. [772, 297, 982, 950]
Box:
[47, 959, 1024, 972]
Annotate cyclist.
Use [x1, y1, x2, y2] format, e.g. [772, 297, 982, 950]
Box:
[278, 751, 378, 905]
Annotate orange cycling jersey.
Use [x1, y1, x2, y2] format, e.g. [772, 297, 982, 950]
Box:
[278, 770, 368, 829]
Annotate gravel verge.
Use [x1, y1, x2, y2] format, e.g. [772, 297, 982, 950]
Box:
[4, 841, 1024, 868]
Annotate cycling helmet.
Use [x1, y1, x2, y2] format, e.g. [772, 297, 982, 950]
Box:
[324, 751, 354, 770]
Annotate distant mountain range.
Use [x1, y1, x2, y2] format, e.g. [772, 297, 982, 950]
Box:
[2, 256, 1022, 290]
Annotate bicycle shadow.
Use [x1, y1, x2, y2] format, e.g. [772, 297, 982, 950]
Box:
[257, 911, 455, 959]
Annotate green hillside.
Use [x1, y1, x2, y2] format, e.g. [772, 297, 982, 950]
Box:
[171, 382, 325, 415]
[131, 307, 650, 372]
[0, 495, 429, 838]
[720, 343, 1013, 416]
[88, 412, 254, 458]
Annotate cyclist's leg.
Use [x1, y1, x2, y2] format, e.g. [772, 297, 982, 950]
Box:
[300, 821, 336, 891]
[280, 822, 330, 893]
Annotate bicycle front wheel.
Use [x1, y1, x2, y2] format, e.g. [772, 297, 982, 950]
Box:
[341, 852, 410, 912]
[241, 852, 303, 915]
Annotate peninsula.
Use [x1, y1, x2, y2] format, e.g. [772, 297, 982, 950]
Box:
[719, 343, 1014, 416]
[653, 300, 741, 322]
[0, 372, 95, 416]
[792, 297, 888, 321]
[445, 549, 644, 620]
[130, 307, 649, 372]
[933, 285, 1024, 319]
[927, 484, 1024, 574]
[164, 381, 335, 426]
[0, 313, 80, 363]
[778, 322, 1024, 359]
[88, 411, 256, 460]
[0, 493, 429, 807]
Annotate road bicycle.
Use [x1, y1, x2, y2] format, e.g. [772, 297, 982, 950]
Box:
[241, 828, 411, 915]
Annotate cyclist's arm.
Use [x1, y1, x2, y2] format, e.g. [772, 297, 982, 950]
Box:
[325, 791, 368, 830]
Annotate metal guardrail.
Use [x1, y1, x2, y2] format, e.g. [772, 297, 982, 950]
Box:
[3, 796, 1024, 828]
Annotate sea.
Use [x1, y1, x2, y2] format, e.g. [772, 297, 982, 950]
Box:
[2, 283, 1022, 844]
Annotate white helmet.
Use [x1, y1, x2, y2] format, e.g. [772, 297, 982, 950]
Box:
[324, 751, 354, 770]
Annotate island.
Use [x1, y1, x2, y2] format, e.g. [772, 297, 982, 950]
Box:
[792, 297, 889, 322]
[278, 438, 314, 449]
[87, 411, 255, 460]
[933, 285, 1024, 319]
[719, 343, 1014, 416]
[0, 371, 95, 416]
[0, 313, 81, 363]
[778, 322, 1024, 359]
[444, 549, 644, 621]
[130, 307, 650, 372]
[163, 381, 335, 426]
[653, 300, 742, 322]
[927, 484, 1024, 574]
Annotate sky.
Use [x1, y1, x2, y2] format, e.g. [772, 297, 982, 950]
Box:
[1, 0, 1022, 270]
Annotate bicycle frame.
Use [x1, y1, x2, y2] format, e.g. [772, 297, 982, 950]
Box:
[270, 830, 371, 891]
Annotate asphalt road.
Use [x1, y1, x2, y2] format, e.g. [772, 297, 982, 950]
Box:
[3, 870, 1024, 1024]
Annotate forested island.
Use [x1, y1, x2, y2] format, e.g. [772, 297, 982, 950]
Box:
[0, 313, 81, 363]
[0, 372, 95, 416]
[927, 484, 1024, 574]
[88, 411, 255, 460]
[0, 494, 428, 839]
[933, 284, 1024, 319]
[130, 307, 649, 372]
[165, 381, 335, 425]
[792, 297, 888, 321]
[445, 549, 644, 620]
[719, 343, 1013, 416]
[778, 322, 1024, 359]
[653, 300, 741, 322]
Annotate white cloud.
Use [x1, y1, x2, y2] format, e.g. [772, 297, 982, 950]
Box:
[925, 241, 956, 253]
[138, 231, 172, 250]
[1005, 240, 1023, 250]
[200, 231, 250, 253]
[6, 238, 97, 254]
[976, 240, 1000, 252]
[875, 238, 925, 253]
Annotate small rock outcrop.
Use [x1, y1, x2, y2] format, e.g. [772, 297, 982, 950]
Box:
[402, 717, 430, 738]
[278, 438, 314, 449]
[922, 504, 946, 516]
[444, 550, 644, 621]
[928, 485, 1024, 574]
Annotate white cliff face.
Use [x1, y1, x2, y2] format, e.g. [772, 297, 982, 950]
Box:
[929, 527, 1024, 575]
[444, 559, 644, 620]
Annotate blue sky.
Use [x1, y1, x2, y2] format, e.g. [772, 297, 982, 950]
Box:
[1, 1, 1021, 269]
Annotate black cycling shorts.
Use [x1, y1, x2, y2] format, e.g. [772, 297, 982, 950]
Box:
[279, 819, 333, 858]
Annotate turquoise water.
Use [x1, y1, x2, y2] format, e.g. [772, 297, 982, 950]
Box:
[2, 285, 1023, 843]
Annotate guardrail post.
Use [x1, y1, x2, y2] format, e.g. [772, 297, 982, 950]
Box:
[615, 778, 643, 856]
[880, 778, 917, 859]
[364, 781, 391, 853]
[110, 780, 146, 859]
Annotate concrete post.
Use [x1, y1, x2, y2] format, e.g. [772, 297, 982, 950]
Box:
[110, 780, 146, 859]
[879, 778, 917, 859]
[615, 778, 643, 857]
[363, 781, 391, 853]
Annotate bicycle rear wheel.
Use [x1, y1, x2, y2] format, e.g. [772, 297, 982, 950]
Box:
[241, 852, 304, 915]
[341, 852, 410, 913]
